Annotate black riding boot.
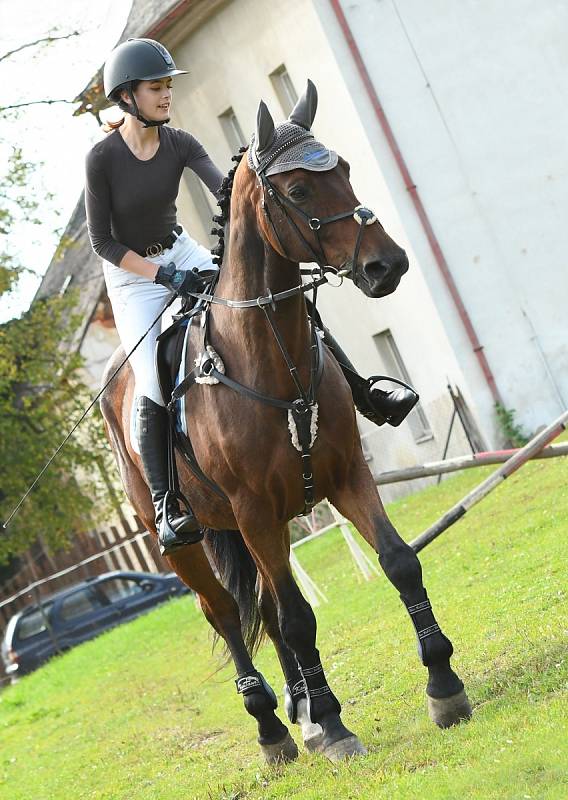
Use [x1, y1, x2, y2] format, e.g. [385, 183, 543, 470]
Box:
[137, 396, 204, 555]
[321, 330, 419, 427]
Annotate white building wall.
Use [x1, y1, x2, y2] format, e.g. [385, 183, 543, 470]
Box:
[164, 0, 483, 498]
[315, 0, 568, 437]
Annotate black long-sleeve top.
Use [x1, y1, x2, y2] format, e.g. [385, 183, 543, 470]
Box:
[84, 125, 224, 266]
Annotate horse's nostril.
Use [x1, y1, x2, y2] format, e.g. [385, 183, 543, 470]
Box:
[363, 251, 408, 277]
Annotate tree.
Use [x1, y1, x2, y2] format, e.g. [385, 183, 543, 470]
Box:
[0, 33, 113, 565]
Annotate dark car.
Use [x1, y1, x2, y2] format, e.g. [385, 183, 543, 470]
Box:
[1, 570, 190, 681]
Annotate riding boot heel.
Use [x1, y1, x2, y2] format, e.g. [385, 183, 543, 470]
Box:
[157, 490, 203, 556]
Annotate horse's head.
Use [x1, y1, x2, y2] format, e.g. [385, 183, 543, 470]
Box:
[246, 79, 409, 298]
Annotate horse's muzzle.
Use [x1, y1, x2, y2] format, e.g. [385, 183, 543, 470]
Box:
[355, 250, 409, 298]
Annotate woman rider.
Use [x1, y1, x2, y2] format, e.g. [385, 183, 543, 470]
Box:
[85, 38, 417, 556]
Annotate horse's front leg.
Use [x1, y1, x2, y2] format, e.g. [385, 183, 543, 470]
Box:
[243, 525, 366, 762]
[167, 543, 298, 764]
[331, 455, 472, 728]
[257, 573, 323, 750]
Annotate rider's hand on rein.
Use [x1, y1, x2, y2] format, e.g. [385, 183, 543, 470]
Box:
[154, 262, 216, 298]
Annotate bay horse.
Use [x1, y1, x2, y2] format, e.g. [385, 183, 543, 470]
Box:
[101, 81, 471, 764]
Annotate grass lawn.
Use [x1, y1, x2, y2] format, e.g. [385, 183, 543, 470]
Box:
[1, 450, 567, 799]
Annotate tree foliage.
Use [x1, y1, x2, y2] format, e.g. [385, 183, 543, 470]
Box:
[0, 34, 113, 565]
[0, 295, 113, 564]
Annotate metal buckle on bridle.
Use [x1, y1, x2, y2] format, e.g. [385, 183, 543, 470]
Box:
[309, 218, 322, 231]
[146, 242, 164, 257]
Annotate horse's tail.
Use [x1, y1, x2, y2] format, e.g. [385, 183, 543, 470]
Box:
[203, 529, 265, 658]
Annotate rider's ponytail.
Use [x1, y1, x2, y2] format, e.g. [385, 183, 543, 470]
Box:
[102, 80, 141, 133]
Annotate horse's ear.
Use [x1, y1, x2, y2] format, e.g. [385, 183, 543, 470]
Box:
[288, 78, 318, 130]
[255, 100, 276, 157]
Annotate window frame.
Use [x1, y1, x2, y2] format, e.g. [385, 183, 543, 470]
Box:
[373, 329, 433, 443]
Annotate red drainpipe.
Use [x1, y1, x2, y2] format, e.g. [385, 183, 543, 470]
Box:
[328, 0, 503, 407]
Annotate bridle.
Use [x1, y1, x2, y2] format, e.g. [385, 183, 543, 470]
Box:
[258, 169, 379, 279]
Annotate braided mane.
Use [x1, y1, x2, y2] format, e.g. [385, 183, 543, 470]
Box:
[209, 145, 248, 268]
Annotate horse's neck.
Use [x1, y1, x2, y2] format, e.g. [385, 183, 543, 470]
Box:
[212, 212, 311, 386]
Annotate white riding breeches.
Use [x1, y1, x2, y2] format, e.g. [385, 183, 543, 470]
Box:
[103, 228, 217, 406]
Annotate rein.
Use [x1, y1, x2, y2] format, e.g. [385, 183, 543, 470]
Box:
[186, 270, 333, 309]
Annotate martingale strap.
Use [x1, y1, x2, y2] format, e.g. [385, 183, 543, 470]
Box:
[202, 298, 325, 407]
[292, 402, 316, 513]
[201, 329, 324, 514]
[205, 365, 323, 515]
[166, 302, 325, 514]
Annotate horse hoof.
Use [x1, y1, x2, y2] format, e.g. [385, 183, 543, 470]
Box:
[260, 731, 299, 764]
[322, 735, 367, 762]
[303, 729, 324, 752]
[427, 688, 473, 728]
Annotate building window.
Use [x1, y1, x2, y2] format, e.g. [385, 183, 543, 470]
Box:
[218, 107, 247, 153]
[373, 329, 432, 442]
[270, 65, 298, 116]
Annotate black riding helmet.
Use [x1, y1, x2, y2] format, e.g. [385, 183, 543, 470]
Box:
[103, 38, 188, 128]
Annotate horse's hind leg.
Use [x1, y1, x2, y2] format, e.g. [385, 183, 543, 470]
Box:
[167, 545, 298, 764]
[257, 574, 323, 750]
[243, 526, 366, 762]
[332, 455, 472, 728]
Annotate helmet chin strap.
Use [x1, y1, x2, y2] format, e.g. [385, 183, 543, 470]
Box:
[119, 84, 169, 129]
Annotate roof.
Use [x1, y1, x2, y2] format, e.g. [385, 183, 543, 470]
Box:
[33, 193, 104, 343]
[73, 0, 225, 118]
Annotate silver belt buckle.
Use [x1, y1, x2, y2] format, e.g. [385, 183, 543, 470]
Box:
[145, 242, 163, 258]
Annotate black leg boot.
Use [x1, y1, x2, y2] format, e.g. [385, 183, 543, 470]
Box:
[137, 396, 204, 555]
[321, 329, 419, 428]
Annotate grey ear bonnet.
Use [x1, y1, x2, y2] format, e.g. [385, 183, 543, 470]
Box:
[248, 79, 338, 177]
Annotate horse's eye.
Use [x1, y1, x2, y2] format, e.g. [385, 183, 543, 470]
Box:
[289, 187, 306, 202]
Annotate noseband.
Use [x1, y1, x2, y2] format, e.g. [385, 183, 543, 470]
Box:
[258, 169, 379, 278]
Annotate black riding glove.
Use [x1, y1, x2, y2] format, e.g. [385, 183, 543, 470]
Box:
[154, 262, 216, 298]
